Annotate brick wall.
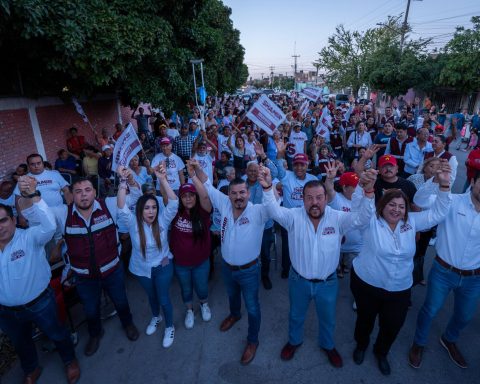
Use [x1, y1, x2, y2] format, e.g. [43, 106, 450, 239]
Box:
[0, 109, 37, 177]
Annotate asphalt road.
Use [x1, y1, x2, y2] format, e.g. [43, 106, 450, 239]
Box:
[3, 147, 479, 384]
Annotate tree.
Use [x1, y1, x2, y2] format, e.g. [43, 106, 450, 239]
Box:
[0, 0, 248, 112]
[315, 25, 365, 96]
[438, 16, 480, 94]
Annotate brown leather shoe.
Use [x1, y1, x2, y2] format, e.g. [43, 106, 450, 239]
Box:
[408, 344, 424, 368]
[23, 366, 42, 384]
[280, 342, 302, 361]
[219, 315, 241, 332]
[323, 347, 343, 368]
[240, 342, 258, 365]
[440, 336, 467, 368]
[125, 323, 140, 341]
[66, 359, 81, 384]
[84, 329, 104, 356]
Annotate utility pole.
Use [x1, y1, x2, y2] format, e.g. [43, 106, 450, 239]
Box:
[292, 41, 300, 91]
[400, 0, 411, 52]
[269, 66, 275, 88]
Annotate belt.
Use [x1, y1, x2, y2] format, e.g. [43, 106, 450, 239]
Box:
[435, 256, 480, 277]
[292, 267, 335, 283]
[0, 287, 50, 312]
[226, 259, 258, 271]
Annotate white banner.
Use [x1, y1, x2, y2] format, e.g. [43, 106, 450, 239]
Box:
[112, 123, 142, 171]
[246, 94, 286, 135]
[301, 87, 323, 102]
[72, 98, 89, 123]
[299, 99, 310, 118]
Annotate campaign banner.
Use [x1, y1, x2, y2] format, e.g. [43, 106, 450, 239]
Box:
[72, 98, 89, 123]
[301, 87, 323, 102]
[112, 123, 142, 171]
[299, 99, 310, 118]
[246, 94, 286, 135]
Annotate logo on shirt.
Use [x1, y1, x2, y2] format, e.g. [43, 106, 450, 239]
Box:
[221, 217, 228, 243]
[322, 227, 336, 235]
[175, 217, 193, 233]
[341, 206, 351, 212]
[93, 214, 108, 224]
[291, 187, 304, 201]
[238, 217, 250, 226]
[37, 179, 53, 186]
[400, 223, 412, 233]
[10, 249, 25, 261]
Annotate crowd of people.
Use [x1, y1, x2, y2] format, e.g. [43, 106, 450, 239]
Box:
[0, 92, 480, 384]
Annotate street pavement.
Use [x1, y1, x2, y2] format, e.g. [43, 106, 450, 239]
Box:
[3, 147, 479, 384]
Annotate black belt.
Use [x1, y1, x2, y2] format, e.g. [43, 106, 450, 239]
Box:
[225, 259, 258, 271]
[435, 256, 480, 277]
[292, 267, 335, 283]
[0, 287, 50, 312]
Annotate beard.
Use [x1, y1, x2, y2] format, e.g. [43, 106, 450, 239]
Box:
[75, 199, 94, 211]
[307, 205, 324, 219]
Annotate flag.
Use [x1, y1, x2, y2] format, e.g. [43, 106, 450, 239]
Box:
[299, 99, 310, 118]
[72, 98, 89, 123]
[246, 94, 286, 135]
[112, 123, 142, 171]
[301, 87, 323, 102]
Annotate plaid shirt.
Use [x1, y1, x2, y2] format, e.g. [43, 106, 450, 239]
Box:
[173, 135, 194, 160]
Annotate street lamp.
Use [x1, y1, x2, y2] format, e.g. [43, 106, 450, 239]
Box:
[190, 59, 205, 107]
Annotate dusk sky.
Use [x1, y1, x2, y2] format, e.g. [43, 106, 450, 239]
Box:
[222, 0, 479, 79]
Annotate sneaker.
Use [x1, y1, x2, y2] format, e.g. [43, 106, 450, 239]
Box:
[162, 326, 175, 348]
[323, 347, 343, 368]
[146, 316, 162, 336]
[184, 309, 194, 329]
[200, 303, 212, 322]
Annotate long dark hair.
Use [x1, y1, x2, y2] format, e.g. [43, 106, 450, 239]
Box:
[135, 195, 161, 257]
[178, 192, 206, 243]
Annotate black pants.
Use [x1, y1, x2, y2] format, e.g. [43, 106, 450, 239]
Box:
[350, 269, 411, 356]
[260, 227, 273, 278]
[412, 229, 434, 285]
[280, 226, 290, 274]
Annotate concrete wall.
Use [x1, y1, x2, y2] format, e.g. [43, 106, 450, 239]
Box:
[0, 96, 134, 179]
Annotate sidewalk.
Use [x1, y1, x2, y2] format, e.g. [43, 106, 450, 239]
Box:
[3, 148, 479, 384]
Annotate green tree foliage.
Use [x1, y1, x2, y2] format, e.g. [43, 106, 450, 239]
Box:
[438, 16, 480, 94]
[0, 0, 248, 111]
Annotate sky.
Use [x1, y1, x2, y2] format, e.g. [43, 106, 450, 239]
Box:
[222, 0, 479, 79]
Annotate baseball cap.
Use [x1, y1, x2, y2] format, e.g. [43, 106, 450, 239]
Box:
[434, 124, 445, 133]
[179, 183, 197, 197]
[378, 155, 397, 168]
[293, 153, 309, 165]
[338, 172, 360, 187]
[102, 145, 112, 151]
[189, 119, 198, 124]
[160, 137, 171, 145]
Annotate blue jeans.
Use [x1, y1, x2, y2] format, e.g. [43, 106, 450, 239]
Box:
[0, 288, 75, 374]
[414, 259, 480, 346]
[260, 227, 273, 278]
[75, 264, 133, 337]
[288, 267, 338, 349]
[136, 261, 174, 327]
[175, 259, 210, 306]
[221, 260, 261, 344]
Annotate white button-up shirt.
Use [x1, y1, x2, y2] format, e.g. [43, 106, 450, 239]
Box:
[353, 189, 451, 291]
[404, 140, 433, 174]
[263, 186, 374, 280]
[118, 199, 178, 278]
[204, 179, 270, 266]
[0, 200, 56, 306]
[414, 179, 480, 270]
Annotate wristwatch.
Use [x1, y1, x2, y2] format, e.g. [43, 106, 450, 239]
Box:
[22, 190, 41, 199]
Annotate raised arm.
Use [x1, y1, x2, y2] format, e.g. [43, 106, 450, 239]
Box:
[353, 145, 380, 174]
[187, 159, 212, 212]
[324, 160, 338, 203]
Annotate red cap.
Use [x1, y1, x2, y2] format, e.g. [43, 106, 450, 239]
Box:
[179, 183, 196, 197]
[160, 137, 171, 145]
[434, 124, 445, 133]
[293, 153, 309, 164]
[378, 155, 397, 168]
[338, 172, 360, 187]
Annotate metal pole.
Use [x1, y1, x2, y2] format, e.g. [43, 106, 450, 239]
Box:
[192, 62, 198, 106]
[400, 0, 411, 53]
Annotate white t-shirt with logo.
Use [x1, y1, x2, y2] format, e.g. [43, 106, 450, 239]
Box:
[193, 153, 214, 182]
[14, 170, 68, 207]
[281, 171, 317, 208]
[289, 131, 308, 155]
[151, 153, 185, 191]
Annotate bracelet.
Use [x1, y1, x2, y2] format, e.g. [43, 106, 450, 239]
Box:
[262, 184, 273, 190]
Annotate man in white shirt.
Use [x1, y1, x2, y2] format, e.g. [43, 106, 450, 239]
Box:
[14, 153, 73, 226]
[258, 165, 377, 368]
[289, 122, 308, 156]
[191, 160, 271, 366]
[1, 177, 80, 384]
[409, 171, 480, 370]
[150, 137, 186, 193]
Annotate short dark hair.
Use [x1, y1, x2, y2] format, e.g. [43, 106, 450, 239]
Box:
[0, 203, 14, 218]
[376, 189, 410, 222]
[17, 163, 28, 172]
[69, 127, 78, 132]
[72, 177, 95, 190]
[228, 177, 247, 192]
[303, 180, 326, 196]
[26, 153, 43, 164]
[396, 123, 407, 131]
[221, 151, 231, 160]
[57, 149, 67, 157]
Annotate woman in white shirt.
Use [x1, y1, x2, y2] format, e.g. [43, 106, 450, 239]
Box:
[347, 121, 373, 159]
[350, 161, 452, 375]
[117, 164, 179, 348]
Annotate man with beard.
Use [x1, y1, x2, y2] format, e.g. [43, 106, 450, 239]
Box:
[257, 164, 377, 368]
[49, 171, 141, 357]
[190, 160, 272, 365]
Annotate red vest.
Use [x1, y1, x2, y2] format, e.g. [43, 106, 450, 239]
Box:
[65, 199, 119, 278]
[424, 151, 452, 161]
[389, 136, 413, 171]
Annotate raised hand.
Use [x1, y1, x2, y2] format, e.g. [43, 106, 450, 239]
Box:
[254, 141, 266, 158]
[359, 169, 378, 190]
[18, 176, 37, 196]
[275, 140, 286, 154]
[185, 160, 196, 178]
[155, 163, 168, 182]
[143, 159, 151, 168]
[257, 165, 272, 188]
[364, 145, 380, 160]
[435, 159, 451, 187]
[324, 160, 339, 180]
[117, 165, 129, 179]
